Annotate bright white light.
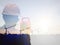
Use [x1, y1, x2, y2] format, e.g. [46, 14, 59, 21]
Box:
[30, 16, 50, 35]
[40, 17, 49, 34]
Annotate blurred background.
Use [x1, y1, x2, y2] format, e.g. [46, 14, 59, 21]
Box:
[0, 0, 60, 45]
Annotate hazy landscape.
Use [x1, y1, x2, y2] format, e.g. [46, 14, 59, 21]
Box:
[30, 34, 60, 45]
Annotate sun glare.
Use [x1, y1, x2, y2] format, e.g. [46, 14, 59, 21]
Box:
[40, 17, 49, 34]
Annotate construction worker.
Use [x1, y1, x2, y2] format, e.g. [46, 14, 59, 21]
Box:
[0, 4, 20, 45]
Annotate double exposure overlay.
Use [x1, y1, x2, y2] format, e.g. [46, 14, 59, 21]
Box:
[0, 0, 60, 45]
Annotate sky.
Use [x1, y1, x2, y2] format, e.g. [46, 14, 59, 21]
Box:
[0, 0, 60, 35]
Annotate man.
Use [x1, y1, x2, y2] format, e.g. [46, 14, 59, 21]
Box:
[2, 4, 20, 34]
[0, 4, 20, 45]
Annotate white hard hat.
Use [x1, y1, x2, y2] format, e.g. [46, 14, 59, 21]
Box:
[2, 4, 20, 16]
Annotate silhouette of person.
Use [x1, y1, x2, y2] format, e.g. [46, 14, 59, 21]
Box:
[2, 4, 20, 34]
[0, 4, 21, 45]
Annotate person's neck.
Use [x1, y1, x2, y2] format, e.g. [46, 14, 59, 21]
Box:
[4, 24, 16, 34]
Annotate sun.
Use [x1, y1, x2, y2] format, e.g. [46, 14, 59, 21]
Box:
[30, 16, 50, 35]
[40, 17, 49, 34]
